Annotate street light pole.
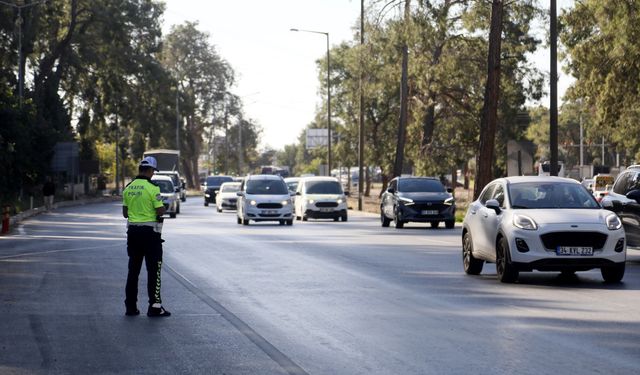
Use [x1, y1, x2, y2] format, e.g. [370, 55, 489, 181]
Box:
[0, 0, 48, 108]
[291, 28, 332, 176]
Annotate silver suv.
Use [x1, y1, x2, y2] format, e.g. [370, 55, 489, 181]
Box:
[236, 175, 294, 226]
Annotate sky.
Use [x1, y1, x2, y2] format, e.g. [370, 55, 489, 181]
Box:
[162, 0, 575, 150]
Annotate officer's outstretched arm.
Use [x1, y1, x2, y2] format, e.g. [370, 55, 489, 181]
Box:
[122, 206, 128, 218]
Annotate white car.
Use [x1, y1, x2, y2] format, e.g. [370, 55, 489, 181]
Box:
[215, 182, 241, 212]
[295, 176, 348, 222]
[462, 176, 626, 283]
[151, 175, 179, 218]
[236, 175, 294, 226]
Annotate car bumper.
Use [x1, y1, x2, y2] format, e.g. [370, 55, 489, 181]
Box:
[397, 204, 455, 223]
[244, 205, 293, 221]
[305, 208, 347, 219]
[507, 223, 626, 271]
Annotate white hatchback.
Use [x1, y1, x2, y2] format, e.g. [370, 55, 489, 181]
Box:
[236, 175, 293, 226]
[462, 176, 626, 283]
[295, 177, 348, 222]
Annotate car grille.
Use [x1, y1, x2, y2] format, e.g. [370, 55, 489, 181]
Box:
[411, 202, 446, 212]
[225, 198, 237, 204]
[316, 202, 338, 208]
[540, 232, 608, 250]
[257, 203, 282, 209]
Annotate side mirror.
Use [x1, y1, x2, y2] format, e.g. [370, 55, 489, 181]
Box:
[344, 191, 350, 196]
[486, 199, 501, 214]
[236, 191, 243, 197]
[175, 188, 180, 193]
[296, 191, 301, 196]
[446, 188, 453, 194]
[214, 190, 219, 194]
[626, 189, 640, 203]
[387, 188, 395, 194]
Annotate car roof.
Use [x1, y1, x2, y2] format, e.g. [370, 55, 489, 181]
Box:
[300, 176, 339, 182]
[395, 176, 439, 180]
[151, 175, 173, 182]
[246, 174, 283, 180]
[220, 182, 240, 186]
[500, 176, 580, 184]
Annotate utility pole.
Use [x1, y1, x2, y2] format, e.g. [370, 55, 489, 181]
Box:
[550, 0, 559, 176]
[238, 121, 243, 174]
[115, 111, 120, 194]
[393, 0, 410, 178]
[358, 0, 365, 210]
[176, 89, 180, 151]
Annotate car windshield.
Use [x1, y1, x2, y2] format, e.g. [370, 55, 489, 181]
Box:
[509, 182, 599, 209]
[206, 176, 233, 186]
[286, 181, 298, 192]
[305, 180, 343, 194]
[246, 179, 288, 195]
[221, 183, 240, 193]
[157, 173, 179, 186]
[398, 178, 445, 193]
[155, 180, 174, 194]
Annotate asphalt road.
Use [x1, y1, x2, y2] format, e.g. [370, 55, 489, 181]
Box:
[1, 198, 639, 375]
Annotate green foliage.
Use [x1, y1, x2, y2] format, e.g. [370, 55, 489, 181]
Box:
[561, 1, 640, 162]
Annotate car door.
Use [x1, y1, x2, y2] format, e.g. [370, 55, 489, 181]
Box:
[611, 171, 640, 248]
[478, 183, 506, 261]
[467, 183, 495, 257]
[383, 179, 398, 218]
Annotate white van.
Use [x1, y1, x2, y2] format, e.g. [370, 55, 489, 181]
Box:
[236, 175, 294, 226]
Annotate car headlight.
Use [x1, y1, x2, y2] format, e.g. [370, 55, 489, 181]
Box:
[281, 199, 290, 206]
[398, 197, 414, 205]
[606, 213, 622, 230]
[337, 199, 343, 204]
[513, 214, 538, 230]
[205, 193, 210, 198]
[250, 200, 257, 206]
[307, 199, 315, 204]
[444, 197, 455, 206]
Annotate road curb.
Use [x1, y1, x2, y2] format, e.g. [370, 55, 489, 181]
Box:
[7, 196, 121, 229]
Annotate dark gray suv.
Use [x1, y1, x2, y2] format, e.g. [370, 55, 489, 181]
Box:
[601, 166, 640, 249]
[380, 177, 455, 229]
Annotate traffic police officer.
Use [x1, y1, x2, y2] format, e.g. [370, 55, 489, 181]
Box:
[122, 156, 171, 317]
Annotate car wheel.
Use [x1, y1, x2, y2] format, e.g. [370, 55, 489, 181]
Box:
[445, 220, 455, 229]
[286, 219, 293, 226]
[204, 201, 209, 207]
[333, 217, 339, 222]
[341, 214, 348, 222]
[302, 215, 308, 222]
[462, 231, 484, 275]
[242, 217, 249, 226]
[176, 204, 180, 214]
[601, 263, 625, 283]
[496, 237, 518, 283]
[217, 207, 222, 213]
[394, 211, 404, 229]
[279, 220, 285, 225]
[237, 216, 241, 224]
[169, 213, 176, 219]
[430, 221, 440, 229]
[381, 210, 391, 227]
[296, 215, 301, 221]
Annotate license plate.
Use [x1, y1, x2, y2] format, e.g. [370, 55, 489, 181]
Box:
[421, 210, 438, 215]
[262, 210, 278, 214]
[556, 246, 593, 256]
[320, 208, 333, 212]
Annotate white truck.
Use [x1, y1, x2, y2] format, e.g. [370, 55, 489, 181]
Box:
[143, 149, 186, 202]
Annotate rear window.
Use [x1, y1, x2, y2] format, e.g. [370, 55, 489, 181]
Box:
[305, 180, 343, 194]
[206, 176, 233, 186]
[246, 179, 288, 195]
[398, 178, 445, 193]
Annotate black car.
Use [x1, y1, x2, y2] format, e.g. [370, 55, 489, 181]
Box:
[380, 177, 455, 229]
[601, 165, 640, 248]
[203, 175, 234, 206]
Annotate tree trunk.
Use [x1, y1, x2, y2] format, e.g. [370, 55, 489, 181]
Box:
[393, 0, 411, 178]
[474, 0, 504, 200]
